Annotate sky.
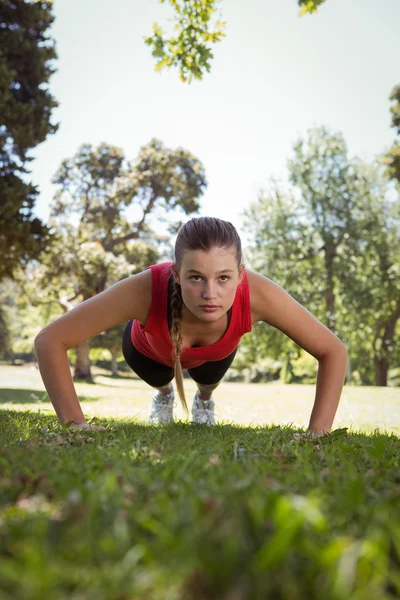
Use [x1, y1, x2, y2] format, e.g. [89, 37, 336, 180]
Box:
[29, 0, 400, 236]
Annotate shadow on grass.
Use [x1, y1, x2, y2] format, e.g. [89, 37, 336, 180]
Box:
[0, 388, 102, 405]
[93, 371, 140, 381]
[93, 373, 143, 389]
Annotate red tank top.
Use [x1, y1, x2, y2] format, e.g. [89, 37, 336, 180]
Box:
[131, 262, 252, 369]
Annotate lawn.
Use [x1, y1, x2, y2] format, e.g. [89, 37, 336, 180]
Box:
[0, 365, 399, 599]
[1, 364, 399, 435]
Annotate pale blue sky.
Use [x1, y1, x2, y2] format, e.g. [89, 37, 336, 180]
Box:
[30, 0, 400, 234]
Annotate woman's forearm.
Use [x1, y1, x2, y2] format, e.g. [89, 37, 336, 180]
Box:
[308, 346, 348, 434]
[34, 336, 86, 426]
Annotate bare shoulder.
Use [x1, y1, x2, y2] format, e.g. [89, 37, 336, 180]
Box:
[246, 269, 347, 360]
[35, 268, 153, 350]
[246, 269, 276, 323]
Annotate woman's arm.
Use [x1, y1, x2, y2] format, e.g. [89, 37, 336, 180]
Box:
[247, 270, 348, 435]
[34, 269, 152, 426]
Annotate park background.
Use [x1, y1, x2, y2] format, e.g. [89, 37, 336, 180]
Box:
[1, 0, 400, 404]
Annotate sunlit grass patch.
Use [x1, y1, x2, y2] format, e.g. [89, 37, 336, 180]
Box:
[1, 366, 400, 598]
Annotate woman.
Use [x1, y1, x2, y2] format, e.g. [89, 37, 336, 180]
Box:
[34, 217, 348, 436]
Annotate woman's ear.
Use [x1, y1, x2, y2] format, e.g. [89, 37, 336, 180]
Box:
[171, 264, 180, 285]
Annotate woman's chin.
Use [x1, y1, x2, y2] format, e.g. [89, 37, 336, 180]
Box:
[197, 308, 223, 321]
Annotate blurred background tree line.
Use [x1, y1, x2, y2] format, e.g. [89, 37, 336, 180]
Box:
[1, 0, 399, 387]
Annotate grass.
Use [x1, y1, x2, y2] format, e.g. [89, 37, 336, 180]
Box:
[0, 365, 400, 599]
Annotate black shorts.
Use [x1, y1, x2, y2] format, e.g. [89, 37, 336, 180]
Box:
[122, 319, 237, 387]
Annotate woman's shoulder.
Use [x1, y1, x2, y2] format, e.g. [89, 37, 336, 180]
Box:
[244, 269, 278, 324]
[244, 269, 275, 295]
[35, 267, 154, 348]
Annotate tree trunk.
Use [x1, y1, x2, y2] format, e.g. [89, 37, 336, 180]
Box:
[111, 351, 118, 376]
[73, 340, 93, 382]
[282, 354, 294, 384]
[374, 356, 388, 386]
[343, 342, 352, 384]
[373, 301, 400, 387]
[324, 243, 336, 332]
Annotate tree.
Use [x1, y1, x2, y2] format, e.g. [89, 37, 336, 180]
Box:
[0, 0, 58, 281]
[288, 126, 363, 334]
[144, 0, 226, 84]
[295, 0, 400, 192]
[243, 178, 328, 383]
[0, 275, 49, 363]
[18, 139, 207, 381]
[243, 126, 400, 386]
[0, 287, 11, 360]
[143, 0, 329, 83]
[335, 161, 400, 386]
[297, 0, 328, 16]
[382, 84, 400, 183]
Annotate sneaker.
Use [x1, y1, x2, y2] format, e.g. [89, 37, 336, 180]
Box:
[148, 389, 175, 424]
[191, 391, 215, 425]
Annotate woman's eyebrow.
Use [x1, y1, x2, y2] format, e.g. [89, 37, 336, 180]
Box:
[186, 269, 235, 275]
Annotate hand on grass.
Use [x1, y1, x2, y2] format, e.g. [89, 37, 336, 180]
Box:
[68, 422, 108, 432]
[293, 427, 348, 441]
[293, 429, 327, 440]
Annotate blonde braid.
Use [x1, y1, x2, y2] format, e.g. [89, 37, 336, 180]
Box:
[170, 279, 188, 414]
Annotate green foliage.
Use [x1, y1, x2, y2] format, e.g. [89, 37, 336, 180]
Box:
[290, 351, 318, 384]
[297, 0, 328, 16]
[0, 275, 66, 361]
[0, 0, 58, 280]
[389, 84, 400, 134]
[382, 84, 400, 182]
[0, 409, 399, 598]
[16, 139, 206, 376]
[243, 126, 400, 386]
[50, 139, 206, 248]
[21, 137, 206, 294]
[144, 0, 227, 83]
[143, 0, 333, 83]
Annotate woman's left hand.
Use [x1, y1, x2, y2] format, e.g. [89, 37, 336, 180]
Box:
[293, 427, 348, 441]
[293, 429, 328, 440]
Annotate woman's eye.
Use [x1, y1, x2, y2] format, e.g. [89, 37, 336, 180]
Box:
[190, 275, 229, 282]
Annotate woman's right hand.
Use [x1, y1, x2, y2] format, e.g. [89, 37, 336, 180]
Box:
[68, 422, 108, 432]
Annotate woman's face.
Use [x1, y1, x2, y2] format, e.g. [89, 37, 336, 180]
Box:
[172, 246, 244, 323]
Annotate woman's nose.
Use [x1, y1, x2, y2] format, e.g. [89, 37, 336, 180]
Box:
[202, 282, 217, 298]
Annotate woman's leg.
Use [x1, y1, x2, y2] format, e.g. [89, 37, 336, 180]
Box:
[187, 347, 238, 395]
[155, 382, 174, 394]
[122, 320, 174, 388]
[122, 321, 176, 423]
[187, 348, 238, 423]
[195, 381, 221, 401]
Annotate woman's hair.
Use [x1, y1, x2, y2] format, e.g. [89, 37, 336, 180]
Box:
[170, 217, 242, 414]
